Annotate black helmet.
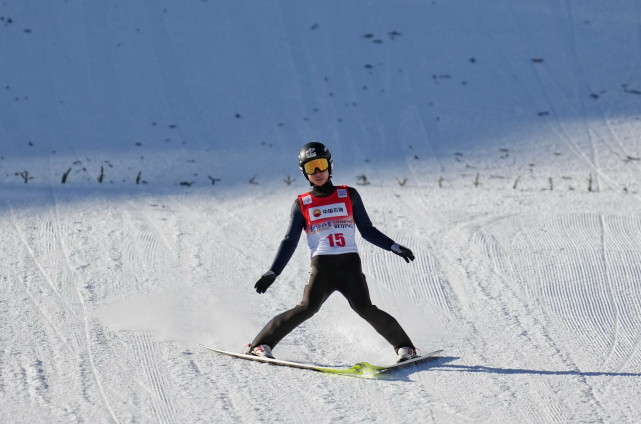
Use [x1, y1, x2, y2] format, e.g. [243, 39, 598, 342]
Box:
[298, 141, 333, 177]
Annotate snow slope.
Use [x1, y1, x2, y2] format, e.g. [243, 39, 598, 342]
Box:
[1, 0, 641, 423]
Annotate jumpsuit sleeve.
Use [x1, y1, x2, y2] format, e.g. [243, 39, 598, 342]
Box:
[349, 187, 395, 251]
[269, 199, 305, 275]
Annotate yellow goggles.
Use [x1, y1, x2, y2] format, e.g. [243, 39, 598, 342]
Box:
[303, 158, 330, 174]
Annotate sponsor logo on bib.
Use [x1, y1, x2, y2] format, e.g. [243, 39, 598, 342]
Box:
[302, 195, 312, 205]
[337, 188, 347, 198]
[308, 202, 348, 221]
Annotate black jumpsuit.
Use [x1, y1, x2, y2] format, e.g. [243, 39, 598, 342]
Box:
[251, 181, 414, 351]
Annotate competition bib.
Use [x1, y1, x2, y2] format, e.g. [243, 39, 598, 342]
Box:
[298, 186, 358, 256]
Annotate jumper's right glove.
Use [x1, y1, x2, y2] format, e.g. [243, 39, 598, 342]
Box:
[391, 243, 415, 263]
[254, 271, 277, 294]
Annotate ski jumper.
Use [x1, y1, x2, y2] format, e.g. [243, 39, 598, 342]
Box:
[251, 182, 414, 351]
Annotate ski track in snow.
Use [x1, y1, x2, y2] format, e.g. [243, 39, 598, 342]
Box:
[3, 188, 641, 423]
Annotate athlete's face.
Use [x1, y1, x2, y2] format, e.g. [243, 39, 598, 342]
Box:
[307, 169, 330, 186]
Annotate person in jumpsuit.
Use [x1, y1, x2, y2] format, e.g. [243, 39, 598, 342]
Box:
[245, 142, 418, 362]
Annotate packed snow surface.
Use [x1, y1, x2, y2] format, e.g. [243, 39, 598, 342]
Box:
[1, 1, 641, 423]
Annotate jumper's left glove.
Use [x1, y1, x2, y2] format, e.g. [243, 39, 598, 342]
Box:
[391, 243, 415, 263]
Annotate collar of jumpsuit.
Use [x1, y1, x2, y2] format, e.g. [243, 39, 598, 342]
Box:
[310, 180, 335, 197]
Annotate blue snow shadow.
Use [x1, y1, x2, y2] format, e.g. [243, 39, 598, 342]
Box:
[4, 0, 641, 207]
[367, 356, 641, 382]
[431, 357, 641, 378]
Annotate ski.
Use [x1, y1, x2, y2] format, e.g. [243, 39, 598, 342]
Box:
[199, 344, 442, 377]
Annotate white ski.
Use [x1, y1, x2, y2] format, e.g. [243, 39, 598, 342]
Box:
[199, 344, 442, 377]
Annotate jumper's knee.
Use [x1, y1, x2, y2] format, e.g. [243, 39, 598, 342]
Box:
[351, 303, 379, 319]
[296, 301, 322, 319]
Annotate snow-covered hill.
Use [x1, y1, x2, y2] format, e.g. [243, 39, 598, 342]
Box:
[1, 1, 640, 423]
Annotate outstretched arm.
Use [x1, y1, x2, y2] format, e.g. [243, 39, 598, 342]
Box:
[349, 187, 414, 262]
[269, 199, 305, 275]
[349, 187, 395, 249]
[255, 199, 305, 293]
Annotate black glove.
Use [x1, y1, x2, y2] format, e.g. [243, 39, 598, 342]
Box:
[391, 243, 415, 263]
[254, 271, 277, 293]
